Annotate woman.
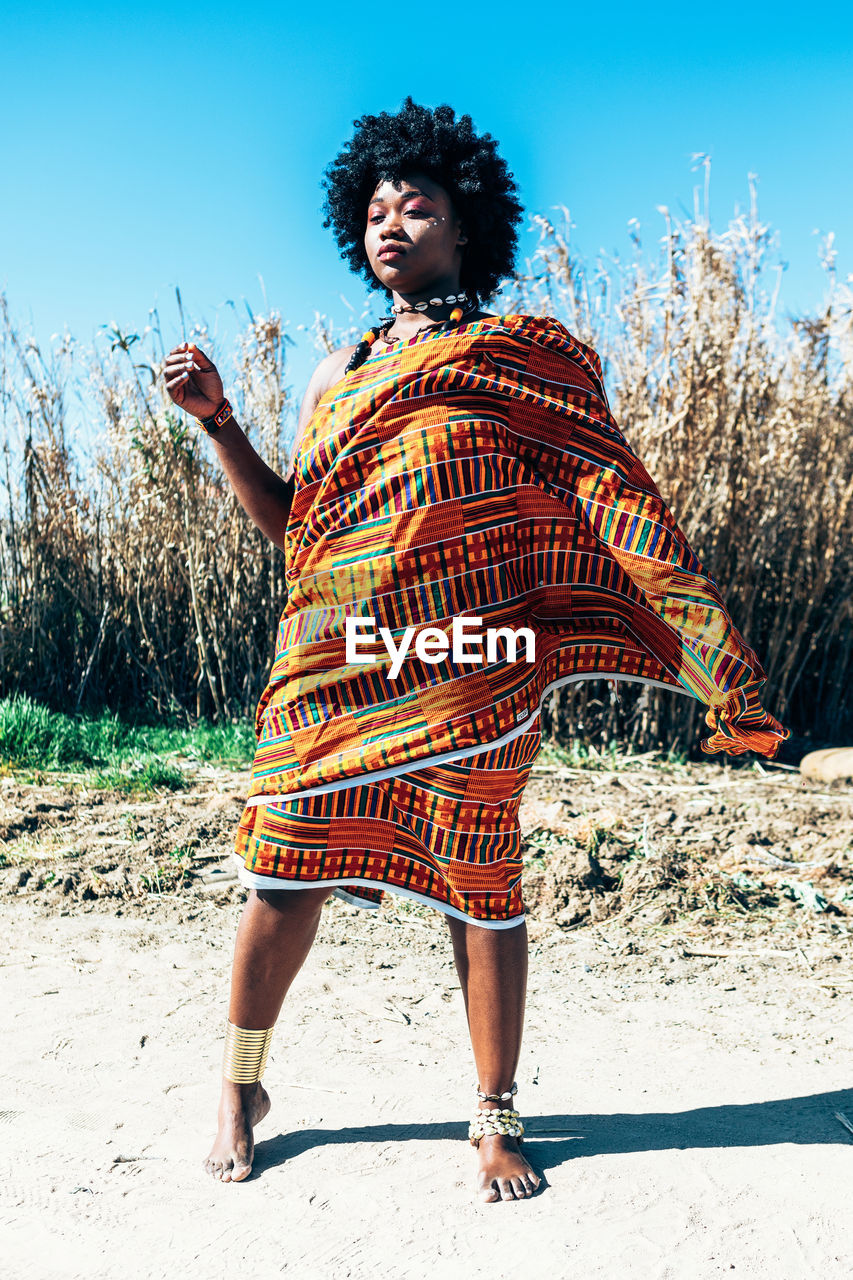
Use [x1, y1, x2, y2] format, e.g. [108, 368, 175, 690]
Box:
[163, 98, 788, 1202]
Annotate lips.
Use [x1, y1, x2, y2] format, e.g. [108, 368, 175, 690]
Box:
[377, 245, 406, 260]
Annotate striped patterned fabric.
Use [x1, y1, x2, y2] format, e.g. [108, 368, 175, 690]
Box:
[234, 311, 789, 921]
[237, 727, 543, 926]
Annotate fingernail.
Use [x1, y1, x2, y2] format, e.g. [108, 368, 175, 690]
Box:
[181, 372, 189, 380]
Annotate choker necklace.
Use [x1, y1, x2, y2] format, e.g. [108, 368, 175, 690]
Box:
[377, 298, 479, 344]
[390, 290, 469, 315]
[344, 298, 480, 375]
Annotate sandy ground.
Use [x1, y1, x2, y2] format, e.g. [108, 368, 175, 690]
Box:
[2, 757, 853, 1279]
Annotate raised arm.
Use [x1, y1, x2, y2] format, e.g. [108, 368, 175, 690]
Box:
[163, 341, 355, 553]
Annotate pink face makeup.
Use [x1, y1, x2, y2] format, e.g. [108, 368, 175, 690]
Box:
[367, 192, 436, 223]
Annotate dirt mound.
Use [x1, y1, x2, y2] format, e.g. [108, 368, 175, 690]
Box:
[2, 757, 852, 940]
[0, 771, 247, 913]
[518, 758, 853, 937]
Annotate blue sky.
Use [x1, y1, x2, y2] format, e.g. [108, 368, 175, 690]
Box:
[3, 2, 851, 416]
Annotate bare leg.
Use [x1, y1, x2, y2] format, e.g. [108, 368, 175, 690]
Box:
[204, 885, 334, 1182]
[446, 916, 542, 1202]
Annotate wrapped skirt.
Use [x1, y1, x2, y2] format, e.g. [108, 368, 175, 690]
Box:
[234, 725, 543, 928]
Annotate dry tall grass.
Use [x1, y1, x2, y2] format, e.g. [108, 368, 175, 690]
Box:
[500, 168, 853, 753]
[1, 170, 851, 754]
[0, 297, 292, 720]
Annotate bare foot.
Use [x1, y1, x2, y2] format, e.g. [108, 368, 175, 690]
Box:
[475, 1133, 541, 1202]
[203, 1080, 271, 1183]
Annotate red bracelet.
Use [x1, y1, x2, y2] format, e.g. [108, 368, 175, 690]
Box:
[197, 397, 233, 435]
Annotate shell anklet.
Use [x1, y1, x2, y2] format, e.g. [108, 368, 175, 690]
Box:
[468, 1080, 525, 1147]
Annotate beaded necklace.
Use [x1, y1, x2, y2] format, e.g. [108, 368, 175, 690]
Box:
[344, 297, 480, 374]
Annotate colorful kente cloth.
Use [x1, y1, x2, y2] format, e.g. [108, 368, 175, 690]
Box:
[234, 312, 789, 923]
[237, 727, 543, 927]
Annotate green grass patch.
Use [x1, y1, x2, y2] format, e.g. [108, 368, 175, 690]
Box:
[139, 845, 196, 893]
[91, 758, 189, 794]
[0, 694, 255, 791]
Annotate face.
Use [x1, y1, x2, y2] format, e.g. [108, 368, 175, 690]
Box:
[363, 171, 467, 297]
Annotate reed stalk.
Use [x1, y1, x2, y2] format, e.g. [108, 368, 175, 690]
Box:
[1, 168, 850, 754]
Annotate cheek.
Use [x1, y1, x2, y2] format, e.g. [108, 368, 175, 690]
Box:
[420, 216, 448, 243]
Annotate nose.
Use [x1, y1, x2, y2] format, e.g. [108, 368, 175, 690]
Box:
[378, 212, 404, 238]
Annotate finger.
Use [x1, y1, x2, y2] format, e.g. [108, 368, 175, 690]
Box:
[165, 372, 190, 391]
[165, 343, 195, 362]
[164, 351, 201, 372]
[186, 342, 218, 372]
[190, 354, 217, 373]
[169, 341, 215, 370]
[164, 361, 201, 380]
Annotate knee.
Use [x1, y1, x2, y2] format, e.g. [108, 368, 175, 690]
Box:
[251, 885, 335, 916]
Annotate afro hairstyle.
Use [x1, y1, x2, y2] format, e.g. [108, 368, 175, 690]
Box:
[320, 96, 524, 304]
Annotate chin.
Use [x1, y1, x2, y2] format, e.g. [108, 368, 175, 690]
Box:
[375, 265, 410, 285]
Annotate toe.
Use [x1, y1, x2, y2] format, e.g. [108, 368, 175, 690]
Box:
[511, 1176, 528, 1198]
[478, 1181, 500, 1203]
[499, 1178, 516, 1201]
[231, 1162, 252, 1182]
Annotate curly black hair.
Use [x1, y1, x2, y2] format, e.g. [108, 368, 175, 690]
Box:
[320, 97, 524, 304]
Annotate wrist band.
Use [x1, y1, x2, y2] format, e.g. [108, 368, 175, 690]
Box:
[197, 397, 233, 435]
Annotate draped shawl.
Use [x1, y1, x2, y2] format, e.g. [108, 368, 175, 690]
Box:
[244, 312, 789, 807]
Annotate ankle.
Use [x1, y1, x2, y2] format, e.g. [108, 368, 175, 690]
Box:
[475, 1080, 518, 1105]
[221, 1079, 264, 1099]
[469, 1103, 524, 1144]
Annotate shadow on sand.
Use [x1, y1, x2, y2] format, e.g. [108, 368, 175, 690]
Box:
[250, 1086, 853, 1178]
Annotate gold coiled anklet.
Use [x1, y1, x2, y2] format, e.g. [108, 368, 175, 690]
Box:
[222, 1021, 274, 1083]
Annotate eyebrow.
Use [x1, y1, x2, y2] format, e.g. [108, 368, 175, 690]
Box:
[368, 189, 436, 205]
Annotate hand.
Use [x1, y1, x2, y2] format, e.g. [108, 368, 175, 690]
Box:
[163, 342, 226, 420]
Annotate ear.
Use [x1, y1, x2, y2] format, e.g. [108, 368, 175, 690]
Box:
[452, 206, 468, 247]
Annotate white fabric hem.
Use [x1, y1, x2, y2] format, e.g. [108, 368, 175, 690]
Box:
[244, 670, 693, 805]
[233, 855, 526, 930]
[331, 887, 381, 909]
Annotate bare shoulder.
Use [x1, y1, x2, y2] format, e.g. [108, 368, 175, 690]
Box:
[313, 343, 357, 398]
[283, 343, 357, 481]
[299, 343, 357, 419]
